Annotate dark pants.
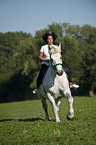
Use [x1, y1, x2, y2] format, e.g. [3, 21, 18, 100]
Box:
[37, 64, 49, 88]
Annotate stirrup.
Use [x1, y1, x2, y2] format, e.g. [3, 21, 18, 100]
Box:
[70, 82, 79, 88]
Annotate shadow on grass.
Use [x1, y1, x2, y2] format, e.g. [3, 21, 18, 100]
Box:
[0, 117, 45, 122]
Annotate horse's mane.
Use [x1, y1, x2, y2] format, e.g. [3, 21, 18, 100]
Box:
[49, 46, 61, 54]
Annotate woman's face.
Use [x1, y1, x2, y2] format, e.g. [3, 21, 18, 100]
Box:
[47, 35, 53, 45]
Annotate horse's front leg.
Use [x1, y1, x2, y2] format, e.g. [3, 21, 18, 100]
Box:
[66, 90, 74, 120]
[47, 93, 60, 122]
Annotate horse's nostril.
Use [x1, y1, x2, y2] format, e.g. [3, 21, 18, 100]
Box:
[57, 70, 63, 76]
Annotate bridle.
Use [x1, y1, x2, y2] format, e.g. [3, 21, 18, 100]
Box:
[49, 53, 63, 76]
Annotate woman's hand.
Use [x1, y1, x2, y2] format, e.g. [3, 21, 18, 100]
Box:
[39, 52, 50, 62]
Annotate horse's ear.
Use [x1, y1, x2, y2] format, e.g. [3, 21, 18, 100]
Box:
[59, 43, 61, 52]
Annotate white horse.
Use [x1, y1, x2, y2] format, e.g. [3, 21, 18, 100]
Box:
[38, 44, 74, 122]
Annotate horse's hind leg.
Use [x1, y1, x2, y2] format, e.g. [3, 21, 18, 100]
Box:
[40, 96, 51, 121]
[66, 89, 74, 120]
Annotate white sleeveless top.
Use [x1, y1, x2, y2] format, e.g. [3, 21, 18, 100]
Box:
[40, 44, 58, 66]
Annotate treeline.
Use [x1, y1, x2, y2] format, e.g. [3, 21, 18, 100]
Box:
[0, 22, 96, 102]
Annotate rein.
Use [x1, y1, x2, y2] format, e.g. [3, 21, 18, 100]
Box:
[49, 53, 63, 76]
[50, 63, 63, 70]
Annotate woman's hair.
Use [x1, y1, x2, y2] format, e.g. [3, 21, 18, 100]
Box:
[43, 31, 57, 43]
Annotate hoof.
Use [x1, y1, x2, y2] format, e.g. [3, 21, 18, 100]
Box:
[46, 116, 51, 121]
[67, 115, 74, 121]
[56, 118, 61, 122]
[48, 117, 51, 121]
[56, 120, 61, 122]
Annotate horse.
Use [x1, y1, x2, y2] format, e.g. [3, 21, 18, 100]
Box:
[38, 44, 74, 122]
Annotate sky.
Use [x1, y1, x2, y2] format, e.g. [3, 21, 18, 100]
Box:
[0, 0, 96, 36]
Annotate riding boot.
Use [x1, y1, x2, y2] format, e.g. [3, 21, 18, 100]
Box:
[63, 65, 79, 88]
[33, 64, 49, 94]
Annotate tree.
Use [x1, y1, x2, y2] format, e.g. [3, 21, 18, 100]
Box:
[81, 44, 96, 95]
[13, 38, 38, 88]
[0, 23, 96, 102]
[0, 32, 37, 102]
[79, 25, 96, 95]
[62, 35, 81, 82]
[66, 24, 81, 39]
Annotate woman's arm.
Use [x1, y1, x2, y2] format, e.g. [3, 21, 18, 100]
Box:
[39, 52, 50, 62]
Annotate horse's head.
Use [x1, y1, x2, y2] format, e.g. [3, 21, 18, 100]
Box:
[49, 44, 63, 76]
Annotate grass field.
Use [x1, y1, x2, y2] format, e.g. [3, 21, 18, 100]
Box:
[0, 97, 96, 145]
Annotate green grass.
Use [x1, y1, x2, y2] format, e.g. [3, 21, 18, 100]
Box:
[0, 97, 96, 145]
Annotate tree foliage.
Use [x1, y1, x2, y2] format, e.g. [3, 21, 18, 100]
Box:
[0, 23, 96, 102]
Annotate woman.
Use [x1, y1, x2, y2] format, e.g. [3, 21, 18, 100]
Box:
[33, 31, 79, 94]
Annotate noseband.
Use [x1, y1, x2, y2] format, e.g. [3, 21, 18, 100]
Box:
[49, 54, 63, 76]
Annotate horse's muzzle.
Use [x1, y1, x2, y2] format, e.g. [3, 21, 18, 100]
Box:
[57, 70, 63, 76]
